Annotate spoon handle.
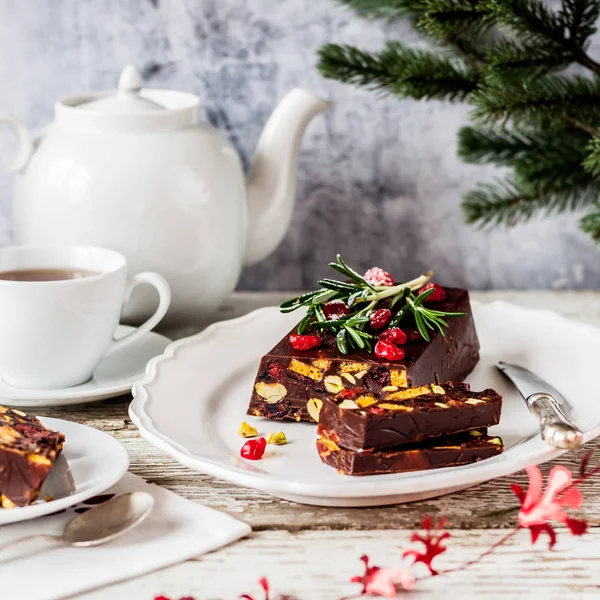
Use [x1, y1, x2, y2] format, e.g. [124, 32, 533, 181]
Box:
[0, 534, 63, 553]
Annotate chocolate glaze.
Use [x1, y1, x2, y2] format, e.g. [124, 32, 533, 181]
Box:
[0, 406, 64, 507]
[248, 288, 480, 422]
[317, 429, 504, 476]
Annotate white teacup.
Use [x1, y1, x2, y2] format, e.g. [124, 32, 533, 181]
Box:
[0, 246, 171, 389]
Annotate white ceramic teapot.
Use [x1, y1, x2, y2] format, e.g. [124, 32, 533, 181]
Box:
[3, 66, 330, 324]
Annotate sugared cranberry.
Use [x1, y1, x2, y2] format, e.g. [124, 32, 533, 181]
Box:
[364, 267, 395, 287]
[323, 300, 350, 320]
[289, 333, 321, 351]
[268, 363, 286, 381]
[369, 308, 391, 330]
[240, 437, 267, 460]
[379, 327, 407, 345]
[374, 340, 405, 361]
[419, 282, 446, 302]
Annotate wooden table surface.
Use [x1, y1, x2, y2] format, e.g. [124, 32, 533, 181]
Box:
[38, 291, 600, 600]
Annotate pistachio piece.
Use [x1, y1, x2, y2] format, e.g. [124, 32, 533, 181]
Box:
[338, 399, 359, 409]
[266, 431, 287, 445]
[255, 382, 287, 404]
[432, 385, 445, 395]
[341, 373, 356, 385]
[381, 385, 399, 392]
[324, 375, 344, 394]
[355, 370, 368, 379]
[238, 421, 258, 438]
[465, 398, 485, 405]
[307, 398, 323, 422]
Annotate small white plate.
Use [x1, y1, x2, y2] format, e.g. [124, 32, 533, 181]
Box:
[0, 326, 171, 408]
[0, 417, 129, 524]
[130, 301, 600, 507]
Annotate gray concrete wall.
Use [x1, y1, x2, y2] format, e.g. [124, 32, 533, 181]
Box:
[0, 0, 597, 290]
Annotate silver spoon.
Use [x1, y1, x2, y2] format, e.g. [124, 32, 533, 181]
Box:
[0, 492, 154, 552]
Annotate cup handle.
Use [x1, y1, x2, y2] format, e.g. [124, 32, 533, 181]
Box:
[106, 272, 171, 356]
[0, 114, 34, 172]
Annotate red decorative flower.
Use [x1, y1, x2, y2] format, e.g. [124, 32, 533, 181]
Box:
[512, 465, 588, 548]
[350, 555, 414, 597]
[240, 577, 270, 600]
[364, 567, 415, 597]
[364, 267, 395, 287]
[403, 516, 450, 575]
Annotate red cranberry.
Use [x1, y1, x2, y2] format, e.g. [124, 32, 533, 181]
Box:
[364, 267, 395, 287]
[337, 387, 365, 399]
[379, 327, 407, 345]
[419, 282, 446, 302]
[369, 308, 391, 330]
[240, 437, 267, 460]
[323, 300, 350, 320]
[289, 333, 321, 351]
[374, 340, 405, 361]
[268, 363, 286, 381]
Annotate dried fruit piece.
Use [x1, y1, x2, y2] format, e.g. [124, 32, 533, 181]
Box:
[238, 421, 258, 438]
[374, 340, 405, 361]
[364, 267, 395, 287]
[324, 375, 344, 394]
[379, 327, 407, 345]
[240, 437, 266, 460]
[267, 363, 286, 382]
[266, 431, 287, 445]
[419, 282, 447, 303]
[307, 398, 324, 422]
[369, 308, 392, 330]
[323, 300, 350, 320]
[289, 333, 322, 351]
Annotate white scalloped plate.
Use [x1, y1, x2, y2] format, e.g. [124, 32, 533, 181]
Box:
[129, 301, 600, 507]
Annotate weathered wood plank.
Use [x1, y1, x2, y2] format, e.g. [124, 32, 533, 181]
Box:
[79, 528, 600, 600]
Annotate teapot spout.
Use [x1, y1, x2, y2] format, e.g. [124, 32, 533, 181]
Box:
[244, 88, 330, 266]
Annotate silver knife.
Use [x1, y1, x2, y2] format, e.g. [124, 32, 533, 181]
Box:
[496, 361, 583, 450]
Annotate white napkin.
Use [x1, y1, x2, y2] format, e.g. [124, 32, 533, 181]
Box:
[0, 472, 251, 600]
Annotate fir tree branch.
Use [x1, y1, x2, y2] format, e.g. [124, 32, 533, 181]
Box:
[580, 205, 600, 241]
[470, 74, 600, 128]
[335, 0, 425, 20]
[457, 126, 590, 166]
[560, 0, 600, 46]
[317, 42, 478, 101]
[418, 0, 490, 39]
[463, 174, 600, 228]
[582, 135, 600, 176]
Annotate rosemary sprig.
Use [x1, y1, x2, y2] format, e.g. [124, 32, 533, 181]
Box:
[280, 255, 466, 354]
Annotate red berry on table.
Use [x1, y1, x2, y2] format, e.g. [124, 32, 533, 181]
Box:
[374, 340, 405, 361]
[323, 300, 350, 320]
[289, 333, 322, 351]
[419, 282, 446, 302]
[379, 327, 407, 345]
[363, 267, 395, 287]
[240, 437, 267, 460]
[369, 308, 392, 330]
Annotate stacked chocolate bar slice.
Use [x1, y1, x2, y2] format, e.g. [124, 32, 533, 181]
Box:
[316, 382, 503, 475]
[248, 286, 504, 475]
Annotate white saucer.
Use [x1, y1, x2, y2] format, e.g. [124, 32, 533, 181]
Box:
[0, 326, 171, 408]
[0, 417, 129, 524]
[130, 301, 600, 507]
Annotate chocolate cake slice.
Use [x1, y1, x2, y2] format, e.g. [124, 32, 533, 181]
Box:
[248, 287, 480, 422]
[317, 381, 502, 452]
[317, 429, 503, 476]
[0, 406, 65, 507]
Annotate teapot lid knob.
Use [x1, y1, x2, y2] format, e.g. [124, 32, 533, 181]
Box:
[118, 65, 143, 94]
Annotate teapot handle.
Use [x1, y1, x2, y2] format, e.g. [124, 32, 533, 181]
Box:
[0, 115, 33, 172]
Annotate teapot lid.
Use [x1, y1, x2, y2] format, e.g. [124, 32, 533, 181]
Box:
[78, 66, 166, 114]
[55, 65, 200, 132]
